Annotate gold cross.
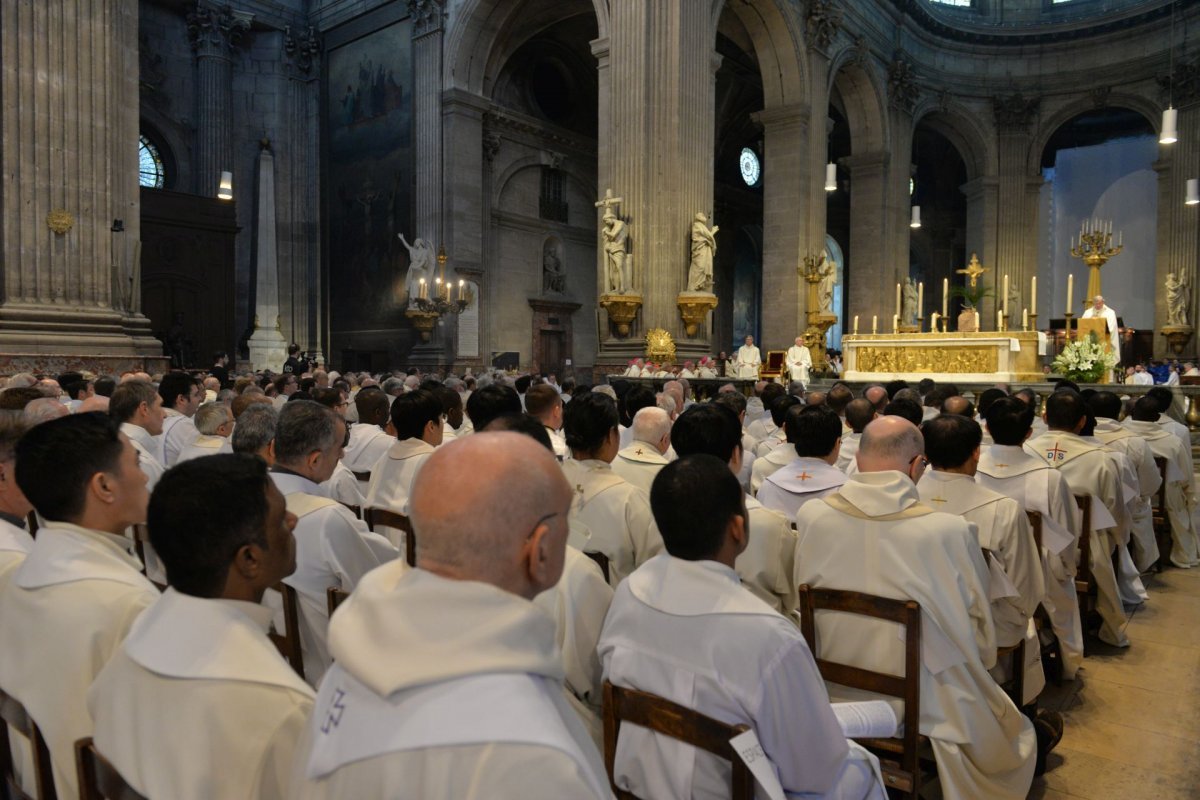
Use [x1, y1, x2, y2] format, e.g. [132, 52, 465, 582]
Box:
[797, 471, 812, 481]
[995, 463, 1009, 468]
[929, 496, 948, 505]
[634, 448, 644, 456]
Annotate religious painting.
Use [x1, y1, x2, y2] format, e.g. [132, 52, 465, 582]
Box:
[731, 229, 761, 347]
[324, 17, 414, 342]
[823, 234, 845, 350]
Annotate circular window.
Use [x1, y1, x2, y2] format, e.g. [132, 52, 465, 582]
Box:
[739, 147, 761, 187]
[139, 135, 164, 189]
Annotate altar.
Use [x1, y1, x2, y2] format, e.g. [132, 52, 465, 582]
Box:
[842, 331, 1044, 382]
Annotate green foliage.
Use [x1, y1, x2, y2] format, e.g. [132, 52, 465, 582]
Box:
[948, 283, 993, 309]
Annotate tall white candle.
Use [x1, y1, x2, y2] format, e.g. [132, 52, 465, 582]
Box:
[1023, 308, 1029, 330]
[895, 283, 902, 318]
[893, 314, 899, 333]
[1031, 276, 1037, 313]
[853, 315, 859, 335]
[419, 278, 427, 299]
[872, 315, 878, 335]
[942, 278, 949, 317]
[1002, 274, 1009, 315]
[931, 312, 939, 332]
[1066, 273, 1074, 314]
[917, 282, 924, 316]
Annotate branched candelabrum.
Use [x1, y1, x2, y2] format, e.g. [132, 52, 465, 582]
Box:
[412, 296, 468, 315]
[1070, 219, 1122, 301]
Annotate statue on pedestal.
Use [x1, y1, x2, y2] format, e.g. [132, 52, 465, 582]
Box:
[595, 189, 629, 294]
[817, 256, 837, 313]
[687, 212, 718, 293]
[1167, 271, 1190, 327]
[398, 233, 434, 305]
[901, 277, 918, 326]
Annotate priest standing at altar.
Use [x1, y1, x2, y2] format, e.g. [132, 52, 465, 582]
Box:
[786, 336, 813, 383]
[1082, 296, 1120, 364]
[735, 335, 762, 380]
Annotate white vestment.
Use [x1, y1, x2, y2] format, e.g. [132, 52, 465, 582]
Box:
[746, 415, 778, 444]
[0, 523, 158, 798]
[270, 471, 399, 687]
[159, 409, 198, 468]
[976, 444, 1084, 678]
[750, 441, 796, 495]
[757, 457, 847, 522]
[321, 462, 366, 510]
[1092, 419, 1162, 572]
[917, 471, 1046, 704]
[835, 432, 861, 473]
[289, 564, 610, 800]
[1024, 431, 1129, 646]
[560, 458, 663, 586]
[698, 366, 717, 379]
[738, 496, 800, 620]
[120, 422, 164, 492]
[786, 344, 813, 382]
[611, 442, 669, 495]
[0, 518, 33, 577]
[754, 427, 788, 459]
[623, 365, 643, 378]
[1123, 419, 1199, 567]
[794, 472, 1037, 800]
[175, 433, 233, 464]
[88, 589, 315, 800]
[735, 345, 762, 379]
[599, 555, 885, 800]
[1081, 304, 1120, 362]
[738, 431, 757, 492]
[1131, 371, 1153, 385]
[364, 438, 436, 548]
[341, 423, 394, 496]
[546, 427, 570, 460]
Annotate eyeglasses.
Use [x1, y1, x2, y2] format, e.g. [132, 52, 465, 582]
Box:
[909, 454, 929, 472]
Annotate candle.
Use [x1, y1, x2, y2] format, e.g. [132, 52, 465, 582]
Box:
[853, 315, 859, 335]
[1023, 308, 1029, 330]
[942, 278, 949, 317]
[419, 278, 427, 299]
[997, 309, 1003, 331]
[872, 315, 878, 335]
[1031, 276, 1037, 313]
[895, 283, 902, 318]
[1118, 231, 1122, 247]
[1066, 273, 1074, 314]
[917, 281, 924, 316]
[893, 314, 899, 333]
[1002, 274, 1009, 314]
[457, 279, 465, 302]
[931, 312, 939, 332]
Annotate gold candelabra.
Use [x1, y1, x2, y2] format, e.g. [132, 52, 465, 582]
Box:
[1070, 219, 1122, 303]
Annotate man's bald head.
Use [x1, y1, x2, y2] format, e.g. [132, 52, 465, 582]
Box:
[857, 416, 925, 476]
[410, 433, 570, 599]
[864, 385, 888, 411]
[941, 395, 974, 418]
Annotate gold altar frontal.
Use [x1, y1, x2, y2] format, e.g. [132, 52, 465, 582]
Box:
[842, 331, 1043, 383]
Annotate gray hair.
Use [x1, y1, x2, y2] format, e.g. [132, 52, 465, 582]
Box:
[593, 384, 617, 400]
[787, 380, 806, 396]
[274, 400, 341, 464]
[22, 398, 68, 427]
[4, 373, 37, 390]
[232, 404, 278, 456]
[194, 402, 232, 435]
[631, 406, 672, 445]
[655, 393, 677, 416]
[382, 377, 405, 396]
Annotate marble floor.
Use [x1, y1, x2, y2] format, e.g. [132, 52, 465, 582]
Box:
[1028, 565, 1200, 799]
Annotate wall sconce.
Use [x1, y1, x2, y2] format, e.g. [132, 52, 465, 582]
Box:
[217, 171, 234, 200]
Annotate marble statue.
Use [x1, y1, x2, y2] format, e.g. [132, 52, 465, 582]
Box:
[596, 189, 629, 294]
[687, 212, 718, 293]
[1167, 271, 1190, 327]
[542, 244, 565, 294]
[398, 233, 434, 304]
[902, 277, 918, 325]
[818, 256, 837, 313]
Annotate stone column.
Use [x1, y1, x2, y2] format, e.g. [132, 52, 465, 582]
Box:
[993, 93, 1041, 323]
[844, 151, 891, 322]
[246, 144, 288, 371]
[410, 0, 444, 243]
[0, 0, 158, 357]
[597, 0, 718, 363]
[961, 176, 1000, 298]
[187, 4, 250, 197]
[1154, 99, 1200, 357]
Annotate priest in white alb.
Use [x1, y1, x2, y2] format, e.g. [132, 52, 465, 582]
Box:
[795, 416, 1041, 799]
[289, 433, 611, 799]
[364, 389, 444, 544]
[611, 407, 671, 494]
[599, 454, 885, 799]
[1081, 295, 1120, 364]
[757, 405, 847, 521]
[110, 381, 166, 492]
[0, 414, 159, 799]
[339, 388, 394, 497]
[88, 454, 314, 800]
[734, 334, 762, 379]
[786, 335, 813, 383]
[174, 401, 235, 463]
[1124, 396, 1199, 567]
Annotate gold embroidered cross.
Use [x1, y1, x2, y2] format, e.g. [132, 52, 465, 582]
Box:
[634, 448, 644, 456]
[995, 463, 1009, 468]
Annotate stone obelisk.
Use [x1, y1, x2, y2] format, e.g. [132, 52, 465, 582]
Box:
[247, 142, 288, 371]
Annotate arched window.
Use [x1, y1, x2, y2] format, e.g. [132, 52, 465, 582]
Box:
[138, 135, 165, 188]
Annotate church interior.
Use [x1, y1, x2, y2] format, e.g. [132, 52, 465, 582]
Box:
[1, 0, 1200, 798]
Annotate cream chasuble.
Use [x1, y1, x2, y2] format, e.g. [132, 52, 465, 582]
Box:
[611, 443, 669, 495]
[560, 458, 663, 586]
[174, 433, 233, 464]
[341, 423, 394, 496]
[750, 441, 797, 495]
[1122, 419, 1200, 567]
[757, 457, 847, 522]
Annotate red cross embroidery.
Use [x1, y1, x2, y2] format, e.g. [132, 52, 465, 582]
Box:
[1046, 443, 1066, 461]
[797, 471, 812, 481]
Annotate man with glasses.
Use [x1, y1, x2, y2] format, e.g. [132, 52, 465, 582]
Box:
[273, 373, 299, 409]
[795, 416, 1039, 797]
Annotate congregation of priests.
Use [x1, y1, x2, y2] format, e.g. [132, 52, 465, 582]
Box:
[0, 364, 1194, 799]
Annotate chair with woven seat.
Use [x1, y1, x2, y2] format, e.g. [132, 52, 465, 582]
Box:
[0, 688, 56, 800]
[798, 585, 928, 799]
[75, 737, 146, 800]
[601, 681, 753, 800]
[363, 507, 416, 567]
[266, 582, 305, 680]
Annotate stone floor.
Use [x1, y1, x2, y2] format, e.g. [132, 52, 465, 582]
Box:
[1027, 565, 1200, 799]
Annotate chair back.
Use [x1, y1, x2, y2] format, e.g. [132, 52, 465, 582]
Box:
[1151, 456, 1170, 570]
[363, 508, 416, 567]
[0, 687, 57, 800]
[350, 470, 372, 483]
[75, 738, 146, 800]
[267, 582, 305, 680]
[326, 586, 350, 616]
[798, 585, 923, 798]
[1073, 494, 1095, 603]
[339, 502, 362, 520]
[583, 550, 610, 583]
[601, 681, 752, 800]
[129, 524, 150, 570]
[1025, 510, 1043, 551]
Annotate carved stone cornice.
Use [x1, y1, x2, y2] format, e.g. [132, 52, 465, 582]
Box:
[887, 52, 919, 113]
[992, 92, 1040, 134]
[186, 3, 252, 58]
[806, 0, 843, 53]
[482, 108, 597, 158]
[409, 0, 445, 39]
[283, 25, 320, 76]
[848, 35, 869, 68]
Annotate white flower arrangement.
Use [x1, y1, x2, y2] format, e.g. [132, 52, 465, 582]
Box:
[1051, 332, 1117, 383]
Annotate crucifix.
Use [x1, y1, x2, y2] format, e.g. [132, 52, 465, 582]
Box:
[956, 253, 988, 288]
[594, 188, 624, 214]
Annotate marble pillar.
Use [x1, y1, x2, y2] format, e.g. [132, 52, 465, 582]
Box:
[961, 176, 1000, 309]
[0, 0, 159, 356]
[187, 4, 250, 197]
[993, 98, 1039, 323]
[410, 0, 444, 245]
[844, 151, 891, 322]
[246, 145, 288, 372]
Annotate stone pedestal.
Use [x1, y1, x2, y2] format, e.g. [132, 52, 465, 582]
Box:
[1162, 325, 1194, 356]
[405, 309, 441, 343]
[676, 292, 718, 338]
[600, 293, 643, 338]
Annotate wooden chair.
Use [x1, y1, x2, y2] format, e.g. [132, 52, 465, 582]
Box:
[0, 688, 56, 800]
[1151, 456, 1171, 571]
[75, 738, 146, 800]
[350, 470, 371, 483]
[267, 582, 305, 680]
[798, 585, 927, 799]
[583, 550, 611, 583]
[25, 512, 38, 537]
[1073, 495, 1096, 622]
[601, 681, 753, 800]
[995, 638, 1026, 709]
[326, 586, 350, 616]
[128, 524, 166, 592]
[339, 502, 362, 520]
[363, 508, 416, 567]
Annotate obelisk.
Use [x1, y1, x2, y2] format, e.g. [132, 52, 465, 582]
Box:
[246, 142, 288, 372]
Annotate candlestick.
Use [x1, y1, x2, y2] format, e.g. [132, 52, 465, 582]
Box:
[1031, 276, 1037, 314]
[917, 281, 924, 316]
[1002, 274, 1009, 315]
[1064, 311, 1074, 341]
[1022, 308, 1029, 331]
[853, 315, 859, 335]
[942, 278, 949, 317]
[872, 315, 878, 335]
[895, 283, 901, 319]
[1066, 273, 1074, 314]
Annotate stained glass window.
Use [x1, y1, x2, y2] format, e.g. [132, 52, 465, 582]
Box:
[139, 135, 164, 188]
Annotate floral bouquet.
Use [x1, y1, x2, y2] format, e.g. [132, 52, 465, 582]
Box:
[1051, 332, 1116, 383]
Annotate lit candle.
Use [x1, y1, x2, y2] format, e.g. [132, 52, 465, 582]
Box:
[917, 281, 924, 316]
[872, 315, 878, 335]
[895, 283, 902, 318]
[1118, 231, 1122, 247]
[1066, 273, 1074, 314]
[942, 278, 949, 317]
[419, 278, 427, 299]
[458, 279, 465, 302]
[1023, 308, 1029, 330]
[1002, 274, 1009, 315]
[853, 315, 859, 335]
[1031, 276, 1037, 313]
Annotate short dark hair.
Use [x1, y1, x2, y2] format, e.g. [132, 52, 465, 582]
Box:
[670, 403, 741, 463]
[712, 390, 746, 417]
[845, 398, 875, 434]
[790, 405, 842, 458]
[0, 388, 43, 411]
[827, 384, 853, 414]
[390, 389, 443, 441]
[976, 388, 1007, 418]
[985, 397, 1035, 446]
[621, 386, 657, 427]
[769, 395, 801, 427]
[16, 413, 124, 522]
[1087, 390, 1123, 421]
[514, 375, 533, 394]
[273, 374, 296, 393]
[466, 384, 522, 432]
[159, 372, 198, 410]
[482, 413, 553, 452]
[1146, 387, 1175, 415]
[917, 379, 935, 395]
[109, 381, 158, 425]
[924, 386, 951, 409]
[524, 384, 562, 420]
[883, 397, 923, 426]
[149, 454, 272, 597]
[760, 382, 786, 408]
[884, 379, 908, 399]
[1132, 396, 1161, 422]
[1045, 390, 1086, 431]
[311, 387, 345, 410]
[93, 376, 117, 398]
[563, 392, 619, 453]
[1052, 379, 1080, 394]
[650, 455, 744, 561]
[923, 414, 982, 469]
[433, 385, 462, 415]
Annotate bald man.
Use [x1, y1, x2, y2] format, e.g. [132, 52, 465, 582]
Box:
[290, 434, 610, 799]
[795, 416, 1039, 798]
[611, 407, 672, 494]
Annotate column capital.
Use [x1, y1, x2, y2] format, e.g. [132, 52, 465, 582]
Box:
[283, 25, 321, 77]
[409, 0, 445, 39]
[751, 104, 810, 132]
[186, 4, 252, 58]
[958, 176, 998, 202]
[992, 92, 1040, 134]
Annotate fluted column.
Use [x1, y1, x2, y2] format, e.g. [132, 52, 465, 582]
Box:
[187, 4, 249, 197]
[1155, 101, 1200, 357]
[992, 94, 1040, 324]
[844, 151, 891, 322]
[410, 0, 444, 243]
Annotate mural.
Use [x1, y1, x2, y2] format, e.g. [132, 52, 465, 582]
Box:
[325, 19, 414, 335]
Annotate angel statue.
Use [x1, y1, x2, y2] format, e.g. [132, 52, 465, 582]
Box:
[398, 234, 434, 305]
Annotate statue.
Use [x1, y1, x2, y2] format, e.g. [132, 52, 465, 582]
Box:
[542, 243, 565, 294]
[687, 212, 718, 293]
[595, 189, 629, 294]
[397, 234, 434, 304]
[1167, 271, 1190, 327]
[817, 255, 837, 313]
[956, 253, 988, 288]
[901, 277, 918, 325]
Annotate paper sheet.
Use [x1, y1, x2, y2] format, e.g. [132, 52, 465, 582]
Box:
[730, 729, 787, 800]
[832, 701, 899, 739]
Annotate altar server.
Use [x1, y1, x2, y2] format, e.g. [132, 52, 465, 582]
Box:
[290, 433, 610, 799]
[599, 454, 885, 799]
[757, 405, 847, 521]
[795, 417, 1039, 799]
[0, 414, 157, 798]
[89, 455, 313, 800]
